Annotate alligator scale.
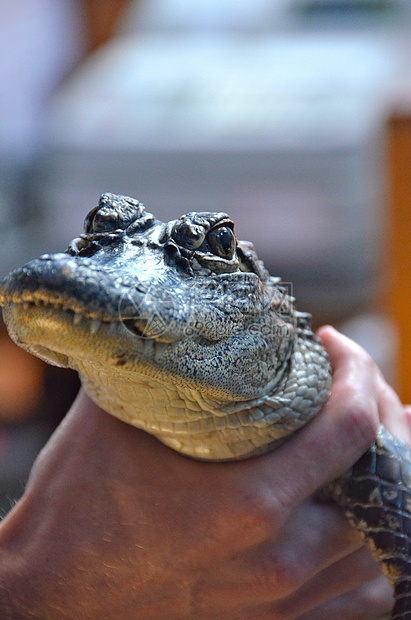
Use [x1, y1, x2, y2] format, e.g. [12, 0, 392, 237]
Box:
[1, 193, 410, 618]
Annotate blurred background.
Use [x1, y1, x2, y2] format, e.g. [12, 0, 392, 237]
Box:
[1, 0, 411, 514]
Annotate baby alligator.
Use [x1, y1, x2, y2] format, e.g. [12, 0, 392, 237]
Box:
[1, 193, 410, 618]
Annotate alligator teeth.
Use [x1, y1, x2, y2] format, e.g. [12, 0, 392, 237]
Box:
[90, 319, 101, 335]
[73, 312, 82, 326]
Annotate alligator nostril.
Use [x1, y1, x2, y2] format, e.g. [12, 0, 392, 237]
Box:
[67, 237, 90, 255]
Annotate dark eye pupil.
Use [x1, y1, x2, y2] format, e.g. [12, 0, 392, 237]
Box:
[208, 227, 235, 259]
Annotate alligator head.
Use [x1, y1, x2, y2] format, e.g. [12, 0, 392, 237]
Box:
[0, 193, 330, 459]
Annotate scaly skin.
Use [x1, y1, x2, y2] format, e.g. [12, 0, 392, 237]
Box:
[0, 193, 410, 617]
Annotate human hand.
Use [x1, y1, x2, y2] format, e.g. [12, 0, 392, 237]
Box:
[0, 326, 404, 619]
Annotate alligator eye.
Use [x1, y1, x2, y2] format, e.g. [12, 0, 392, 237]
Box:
[207, 226, 236, 260]
[84, 205, 101, 234]
[84, 194, 146, 234]
[84, 205, 124, 234]
[84, 205, 130, 234]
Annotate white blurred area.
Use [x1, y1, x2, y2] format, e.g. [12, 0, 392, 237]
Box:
[123, 0, 292, 32]
[0, 0, 82, 160]
[0, 0, 84, 276]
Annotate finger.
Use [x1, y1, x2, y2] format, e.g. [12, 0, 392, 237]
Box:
[239, 325, 380, 524]
[377, 372, 411, 445]
[321, 326, 411, 446]
[403, 406, 411, 442]
[275, 546, 387, 619]
[191, 501, 365, 609]
[318, 325, 376, 380]
[296, 574, 393, 620]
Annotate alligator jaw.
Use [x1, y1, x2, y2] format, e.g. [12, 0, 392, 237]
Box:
[1, 297, 118, 367]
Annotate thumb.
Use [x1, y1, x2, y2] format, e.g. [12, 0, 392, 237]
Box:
[248, 326, 379, 523]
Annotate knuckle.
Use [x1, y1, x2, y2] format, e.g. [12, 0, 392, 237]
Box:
[356, 575, 394, 610]
[255, 551, 301, 598]
[228, 485, 285, 544]
[353, 343, 373, 364]
[344, 336, 373, 366]
[345, 342, 377, 383]
[342, 396, 379, 449]
[338, 576, 394, 618]
[244, 485, 286, 534]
